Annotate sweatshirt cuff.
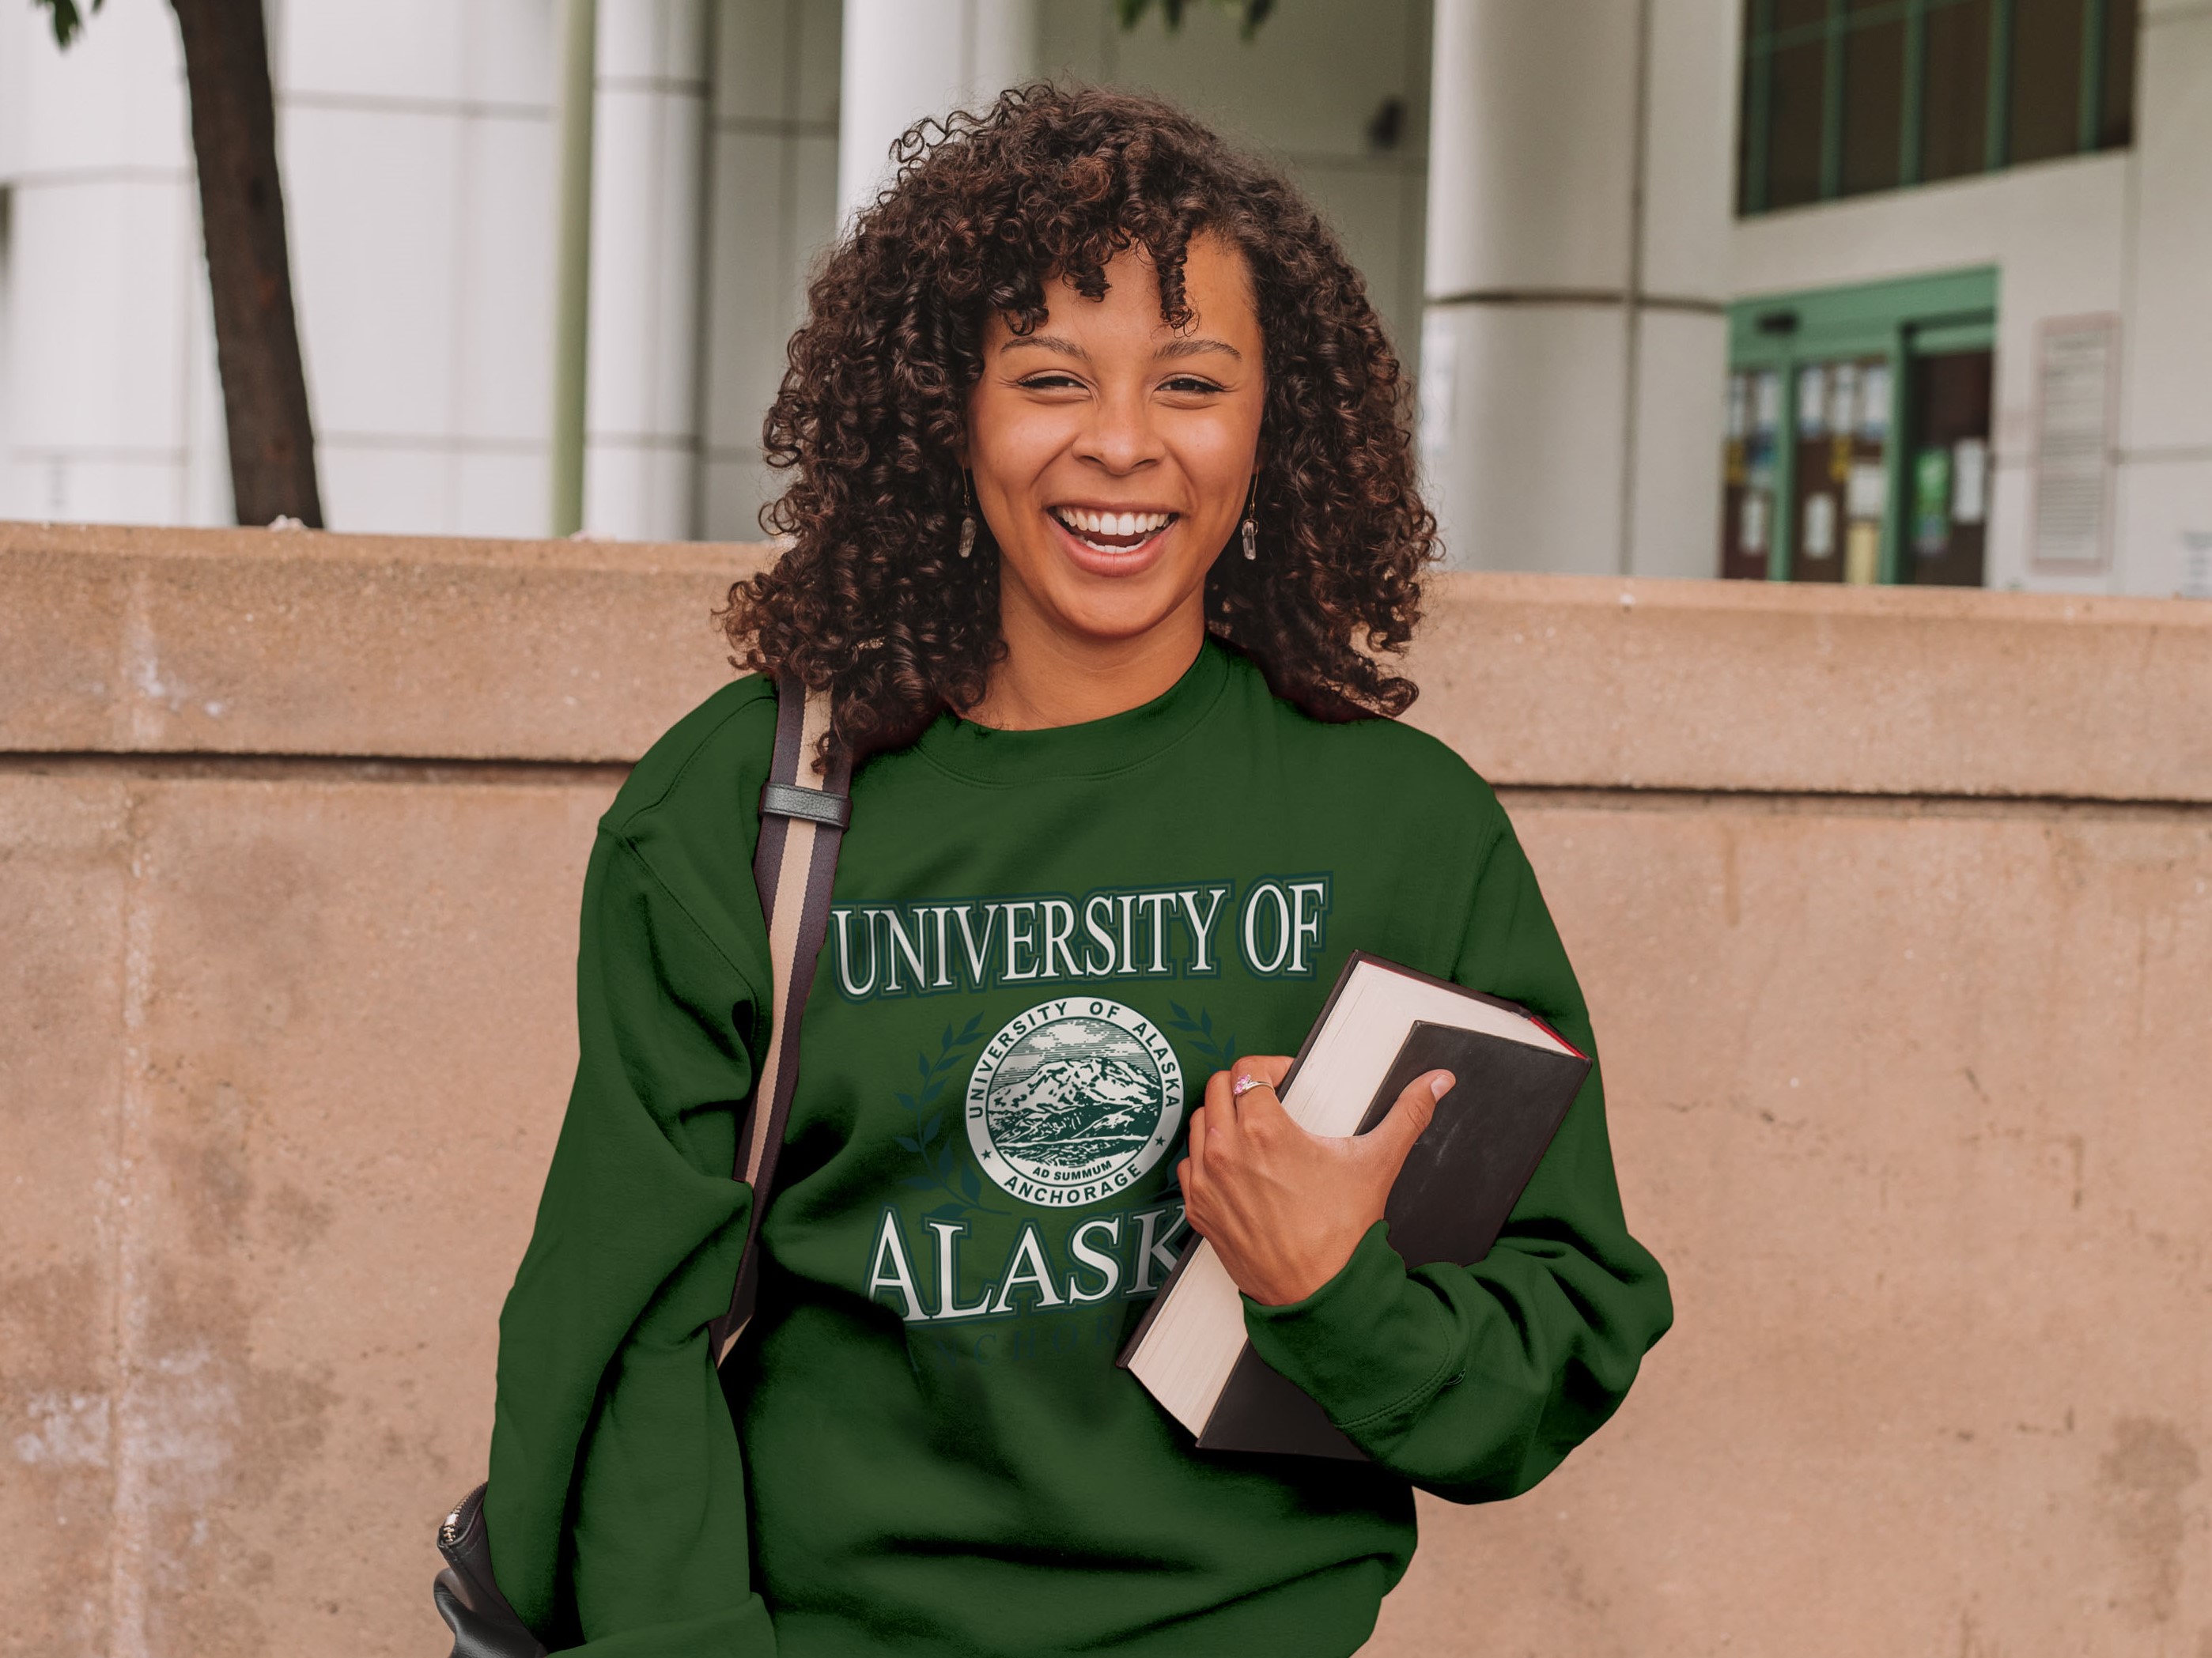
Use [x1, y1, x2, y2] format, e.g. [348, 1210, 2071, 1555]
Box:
[1240, 1220, 1460, 1435]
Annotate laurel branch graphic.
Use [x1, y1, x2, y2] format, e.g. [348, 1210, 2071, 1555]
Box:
[1163, 1000, 1238, 1071]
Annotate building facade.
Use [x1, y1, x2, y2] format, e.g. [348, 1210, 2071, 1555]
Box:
[1722, 0, 2208, 598]
[0, 0, 2202, 595]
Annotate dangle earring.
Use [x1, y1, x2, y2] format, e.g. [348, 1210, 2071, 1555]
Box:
[957, 470, 977, 560]
[1239, 474, 1259, 560]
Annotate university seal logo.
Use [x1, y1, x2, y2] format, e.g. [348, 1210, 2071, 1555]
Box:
[966, 998, 1185, 1208]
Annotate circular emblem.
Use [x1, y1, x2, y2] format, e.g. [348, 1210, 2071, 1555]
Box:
[966, 998, 1185, 1208]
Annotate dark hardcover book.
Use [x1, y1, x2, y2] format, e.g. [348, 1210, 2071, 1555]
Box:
[1117, 951, 1591, 1460]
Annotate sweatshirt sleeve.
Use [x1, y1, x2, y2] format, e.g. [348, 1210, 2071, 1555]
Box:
[485, 825, 779, 1652]
[1240, 811, 1673, 1503]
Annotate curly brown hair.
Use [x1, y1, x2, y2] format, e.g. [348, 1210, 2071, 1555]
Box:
[720, 82, 1438, 765]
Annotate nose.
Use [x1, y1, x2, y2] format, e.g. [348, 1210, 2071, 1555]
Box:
[1071, 383, 1166, 475]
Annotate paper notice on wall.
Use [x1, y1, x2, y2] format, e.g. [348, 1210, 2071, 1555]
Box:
[1828, 363, 1858, 437]
[2032, 316, 2118, 569]
[1753, 370, 1781, 437]
[1914, 448, 1952, 555]
[1741, 491, 1770, 553]
[1845, 519, 1881, 585]
[1798, 365, 1828, 437]
[1847, 460, 1888, 520]
[1857, 362, 1892, 440]
[1726, 373, 1749, 441]
[1802, 492, 1837, 559]
[1952, 437, 1989, 525]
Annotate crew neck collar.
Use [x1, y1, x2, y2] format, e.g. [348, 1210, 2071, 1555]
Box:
[911, 636, 1232, 785]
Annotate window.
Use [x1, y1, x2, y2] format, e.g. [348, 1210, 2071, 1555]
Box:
[1719, 269, 1998, 587]
[1737, 0, 2138, 215]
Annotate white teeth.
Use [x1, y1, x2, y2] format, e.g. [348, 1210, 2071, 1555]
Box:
[1054, 508, 1173, 542]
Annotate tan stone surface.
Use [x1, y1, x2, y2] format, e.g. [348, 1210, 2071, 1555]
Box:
[3, 524, 2208, 1656]
[0, 523, 753, 763]
[1400, 573, 2212, 805]
[1, 780, 128, 1656]
[0, 772, 615, 1652]
[1363, 795, 2212, 1657]
[6, 521, 2209, 801]
[127, 776, 614, 1649]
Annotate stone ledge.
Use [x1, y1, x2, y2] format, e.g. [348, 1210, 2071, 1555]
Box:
[1399, 572, 2212, 803]
[5, 521, 2207, 802]
[1, 523, 754, 764]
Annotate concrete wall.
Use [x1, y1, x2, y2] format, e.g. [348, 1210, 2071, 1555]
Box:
[2, 521, 2207, 1656]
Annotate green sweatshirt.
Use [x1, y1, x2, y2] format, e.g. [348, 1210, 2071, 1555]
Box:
[487, 637, 1672, 1656]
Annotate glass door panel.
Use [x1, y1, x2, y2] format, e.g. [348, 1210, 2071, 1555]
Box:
[1903, 348, 1994, 587]
[1721, 368, 1782, 580]
[1789, 361, 1845, 583]
[1787, 354, 1889, 584]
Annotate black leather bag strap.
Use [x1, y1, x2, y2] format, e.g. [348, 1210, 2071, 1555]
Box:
[708, 674, 851, 1365]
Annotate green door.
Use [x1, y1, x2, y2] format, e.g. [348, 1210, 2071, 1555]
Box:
[1720, 266, 1997, 585]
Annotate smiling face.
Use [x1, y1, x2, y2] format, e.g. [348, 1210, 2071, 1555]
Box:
[964, 232, 1266, 668]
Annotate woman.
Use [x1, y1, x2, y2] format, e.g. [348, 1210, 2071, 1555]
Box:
[487, 85, 1671, 1656]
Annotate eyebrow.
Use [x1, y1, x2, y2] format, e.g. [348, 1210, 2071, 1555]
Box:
[1159, 336, 1242, 363]
[1000, 333, 1244, 363]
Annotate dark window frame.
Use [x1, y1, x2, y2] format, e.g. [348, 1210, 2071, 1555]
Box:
[1737, 0, 2134, 216]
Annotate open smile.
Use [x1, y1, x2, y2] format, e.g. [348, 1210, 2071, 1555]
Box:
[1049, 505, 1179, 555]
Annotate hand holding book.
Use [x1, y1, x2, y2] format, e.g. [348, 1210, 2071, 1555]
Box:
[1121, 952, 1594, 1458]
[1177, 1056, 1459, 1305]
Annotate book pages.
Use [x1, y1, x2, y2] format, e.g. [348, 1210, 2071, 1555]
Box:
[1128, 959, 1574, 1433]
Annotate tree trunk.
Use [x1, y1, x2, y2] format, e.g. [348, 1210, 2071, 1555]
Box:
[168, 0, 323, 527]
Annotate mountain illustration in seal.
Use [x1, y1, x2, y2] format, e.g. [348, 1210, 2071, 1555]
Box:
[985, 1019, 1166, 1175]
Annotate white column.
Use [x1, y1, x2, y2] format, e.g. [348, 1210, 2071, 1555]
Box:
[696, 0, 845, 541]
[2117, 0, 2212, 598]
[0, 2, 227, 526]
[838, 0, 1036, 229]
[582, 0, 713, 540]
[1419, 0, 1734, 576]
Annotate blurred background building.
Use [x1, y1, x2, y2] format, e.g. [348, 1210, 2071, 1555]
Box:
[0, 0, 2203, 595]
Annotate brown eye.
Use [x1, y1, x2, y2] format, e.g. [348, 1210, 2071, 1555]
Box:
[1163, 376, 1223, 395]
